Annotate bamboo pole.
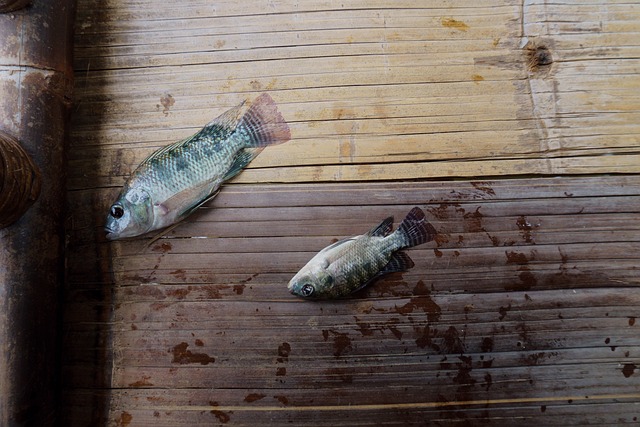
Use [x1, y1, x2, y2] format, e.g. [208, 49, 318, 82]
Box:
[0, 1, 75, 425]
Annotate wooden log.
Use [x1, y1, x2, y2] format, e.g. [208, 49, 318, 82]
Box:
[0, 1, 75, 425]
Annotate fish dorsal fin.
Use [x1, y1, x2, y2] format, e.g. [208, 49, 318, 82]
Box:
[203, 100, 245, 134]
[318, 236, 356, 255]
[139, 100, 246, 167]
[140, 136, 193, 165]
[367, 216, 394, 237]
[190, 100, 245, 144]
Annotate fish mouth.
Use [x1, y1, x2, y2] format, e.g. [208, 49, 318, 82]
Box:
[104, 226, 117, 240]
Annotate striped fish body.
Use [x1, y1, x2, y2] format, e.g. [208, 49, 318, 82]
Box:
[105, 93, 290, 240]
[288, 207, 437, 299]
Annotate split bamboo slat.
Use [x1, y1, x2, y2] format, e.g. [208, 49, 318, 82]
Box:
[63, 1, 640, 425]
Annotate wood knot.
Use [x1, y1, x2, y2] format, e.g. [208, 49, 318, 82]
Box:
[0, 0, 30, 12]
[524, 41, 553, 72]
[0, 130, 41, 228]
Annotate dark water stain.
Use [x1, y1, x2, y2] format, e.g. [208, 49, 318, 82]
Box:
[209, 401, 230, 423]
[453, 355, 475, 385]
[415, 326, 439, 351]
[480, 337, 494, 353]
[244, 393, 266, 403]
[523, 352, 547, 366]
[274, 395, 289, 405]
[442, 326, 465, 354]
[514, 269, 537, 291]
[159, 94, 175, 115]
[434, 233, 450, 247]
[354, 317, 378, 337]
[515, 322, 530, 349]
[332, 332, 352, 357]
[276, 367, 286, 376]
[166, 286, 190, 299]
[277, 342, 291, 362]
[452, 355, 478, 404]
[128, 375, 153, 387]
[236, 272, 259, 286]
[136, 285, 166, 299]
[498, 304, 511, 321]
[117, 411, 132, 427]
[427, 203, 460, 221]
[203, 285, 225, 299]
[479, 355, 494, 369]
[483, 373, 493, 391]
[463, 207, 484, 233]
[470, 181, 496, 196]
[629, 317, 636, 326]
[169, 269, 187, 281]
[322, 330, 329, 341]
[170, 342, 215, 365]
[394, 281, 442, 322]
[516, 215, 535, 244]
[622, 363, 636, 378]
[505, 251, 529, 265]
[505, 251, 537, 291]
[151, 241, 172, 253]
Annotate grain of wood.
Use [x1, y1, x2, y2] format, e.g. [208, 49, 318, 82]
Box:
[62, 0, 640, 425]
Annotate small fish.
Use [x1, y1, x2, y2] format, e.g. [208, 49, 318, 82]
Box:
[288, 207, 437, 299]
[105, 93, 290, 240]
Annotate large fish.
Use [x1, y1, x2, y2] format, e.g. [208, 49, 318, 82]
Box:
[288, 207, 437, 299]
[105, 93, 290, 240]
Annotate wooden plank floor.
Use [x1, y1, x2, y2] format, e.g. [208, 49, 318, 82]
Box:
[63, 1, 640, 425]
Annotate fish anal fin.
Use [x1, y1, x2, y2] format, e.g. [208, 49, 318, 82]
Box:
[380, 251, 415, 274]
[157, 181, 221, 222]
[221, 148, 264, 182]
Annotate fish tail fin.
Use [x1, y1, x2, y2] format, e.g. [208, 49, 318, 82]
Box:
[238, 93, 291, 148]
[394, 207, 437, 249]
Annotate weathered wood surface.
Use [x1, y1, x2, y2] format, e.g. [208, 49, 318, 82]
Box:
[63, 0, 640, 426]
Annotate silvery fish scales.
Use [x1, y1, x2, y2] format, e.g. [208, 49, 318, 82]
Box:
[288, 207, 437, 299]
[105, 93, 290, 240]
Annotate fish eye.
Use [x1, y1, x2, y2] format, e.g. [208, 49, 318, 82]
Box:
[301, 284, 314, 297]
[110, 204, 124, 219]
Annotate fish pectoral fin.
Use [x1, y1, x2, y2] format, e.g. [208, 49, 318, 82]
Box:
[176, 188, 221, 219]
[221, 148, 264, 182]
[380, 251, 415, 274]
[158, 182, 221, 221]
